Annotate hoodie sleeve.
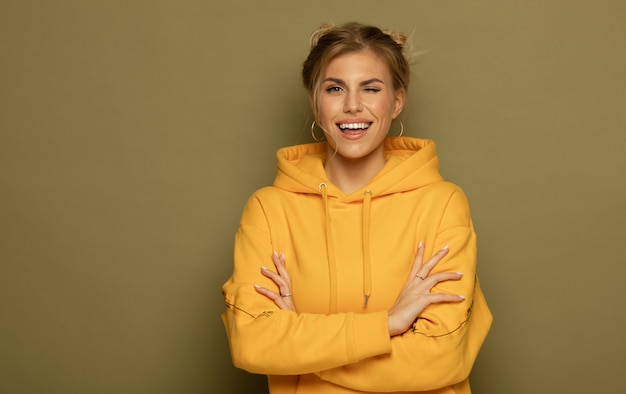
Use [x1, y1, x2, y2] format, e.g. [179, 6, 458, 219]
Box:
[315, 190, 493, 392]
[222, 192, 393, 375]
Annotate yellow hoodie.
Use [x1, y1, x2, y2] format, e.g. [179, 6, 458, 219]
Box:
[222, 137, 492, 393]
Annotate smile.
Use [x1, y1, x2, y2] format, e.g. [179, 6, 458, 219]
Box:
[338, 122, 371, 130]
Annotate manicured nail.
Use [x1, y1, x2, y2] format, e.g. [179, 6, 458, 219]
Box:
[457, 272, 463, 276]
[458, 295, 465, 300]
[273, 251, 279, 257]
[261, 266, 268, 271]
[281, 253, 285, 260]
[442, 244, 449, 250]
[418, 241, 423, 248]
[254, 284, 261, 289]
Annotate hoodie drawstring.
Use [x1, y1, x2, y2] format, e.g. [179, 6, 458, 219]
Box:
[362, 190, 373, 307]
[318, 182, 338, 312]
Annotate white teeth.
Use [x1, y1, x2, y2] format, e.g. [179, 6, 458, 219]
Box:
[338, 123, 370, 130]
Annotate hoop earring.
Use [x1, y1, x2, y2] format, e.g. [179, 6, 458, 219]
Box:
[390, 120, 404, 138]
[311, 121, 325, 142]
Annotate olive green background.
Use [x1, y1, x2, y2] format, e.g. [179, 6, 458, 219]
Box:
[1, 1, 625, 393]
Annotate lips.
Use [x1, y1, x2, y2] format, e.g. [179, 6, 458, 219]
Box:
[336, 120, 373, 137]
[335, 120, 372, 140]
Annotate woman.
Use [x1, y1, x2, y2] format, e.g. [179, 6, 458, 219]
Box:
[222, 22, 492, 393]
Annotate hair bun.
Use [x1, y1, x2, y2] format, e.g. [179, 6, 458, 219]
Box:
[309, 24, 336, 49]
[383, 30, 407, 49]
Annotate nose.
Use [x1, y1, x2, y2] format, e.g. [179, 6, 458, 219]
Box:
[343, 91, 362, 113]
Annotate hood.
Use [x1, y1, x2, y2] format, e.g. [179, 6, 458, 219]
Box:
[274, 137, 443, 199]
[272, 137, 443, 309]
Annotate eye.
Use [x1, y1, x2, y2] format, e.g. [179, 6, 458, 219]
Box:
[325, 85, 344, 93]
[364, 87, 381, 93]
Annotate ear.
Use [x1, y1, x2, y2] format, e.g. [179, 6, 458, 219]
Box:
[392, 88, 406, 119]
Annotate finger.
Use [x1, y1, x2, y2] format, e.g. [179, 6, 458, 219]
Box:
[255, 284, 296, 311]
[272, 251, 292, 282]
[408, 241, 425, 279]
[260, 266, 283, 284]
[425, 292, 465, 304]
[421, 244, 449, 275]
[427, 271, 464, 282]
[274, 252, 293, 298]
[254, 285, 288, 309]
[261, 261, 293, 299]
[260, 266, 289, 295]
[422, 271, 463, 290]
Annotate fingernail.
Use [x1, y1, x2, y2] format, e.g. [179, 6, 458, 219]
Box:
[418, 241, 423, 248]
[261, 266, 268, 271]
[458, 295, 465, 300]
[281, 253, 285, 260]
[254, 285, 261, 289]
[442, 244, 449, 250]
[457, 272, 463, 276]
[273, 251, 279, 257]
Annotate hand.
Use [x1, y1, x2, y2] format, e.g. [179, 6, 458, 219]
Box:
[254, 251, 296, 312]
[387, 243, 465, 337]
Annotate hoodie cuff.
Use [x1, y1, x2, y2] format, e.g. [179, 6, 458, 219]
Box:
[351, 311, 392, 361]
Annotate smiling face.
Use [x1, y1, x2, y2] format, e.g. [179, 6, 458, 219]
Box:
[314, 49, 405, 164]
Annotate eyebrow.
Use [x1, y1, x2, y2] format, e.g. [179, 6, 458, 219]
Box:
[323, 77, 385, 86]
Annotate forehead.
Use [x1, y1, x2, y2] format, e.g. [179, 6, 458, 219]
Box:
[323, 50, 391, 80]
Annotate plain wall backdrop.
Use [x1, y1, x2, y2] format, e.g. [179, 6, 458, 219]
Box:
[1, 1, 625, 393]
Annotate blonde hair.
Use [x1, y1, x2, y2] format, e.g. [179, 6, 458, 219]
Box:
[302, 22, 412, 116]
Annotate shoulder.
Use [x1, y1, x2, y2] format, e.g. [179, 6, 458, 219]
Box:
[418, 181, 473, 223]
[238, 187, 278, 228]
[239, 186, 306, 228]
[431, 182, 474, 227]
[248, 186, 285, 203]
[422, 180, 468, 202]
[241, 186, 290, 216]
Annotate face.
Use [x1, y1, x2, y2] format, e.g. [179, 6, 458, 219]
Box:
[314, 50, 405, 162]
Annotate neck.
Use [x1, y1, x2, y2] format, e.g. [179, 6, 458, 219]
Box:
[324, 148, 386, 195]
